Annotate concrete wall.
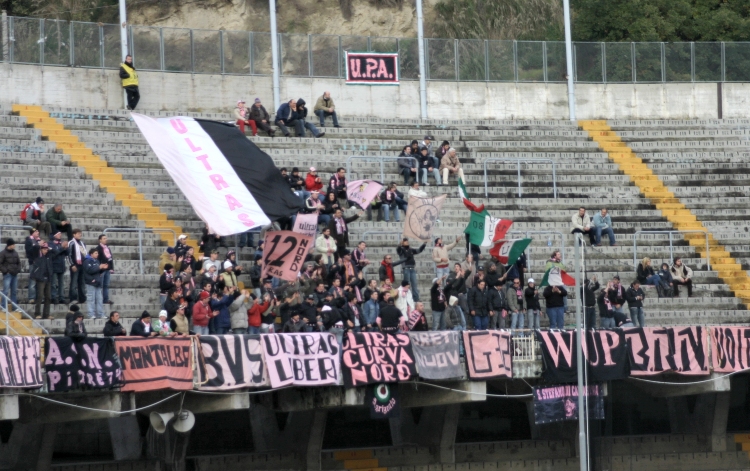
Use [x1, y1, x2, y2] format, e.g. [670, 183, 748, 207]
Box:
[0, 62, 746, 120]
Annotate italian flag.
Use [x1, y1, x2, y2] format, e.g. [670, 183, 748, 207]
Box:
[458, 177, 485, 213]
[465, 210, 513, 247]
[539, 266, 576, 287]
[489, 238, 531, 265]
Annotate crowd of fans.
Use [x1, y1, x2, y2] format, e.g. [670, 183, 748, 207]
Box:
[0, 131, 697, 343]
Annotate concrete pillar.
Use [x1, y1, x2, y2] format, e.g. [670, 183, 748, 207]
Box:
[393, 405, 460, 464]
[525, 401, 577, 457]
[667, 392, 730, 452]
[0, 423, 57, 470]
[146, 426, 191, 471]
[0, 394, 19, 421]
[249, 403, 279, 452]
[108, 416, 143, 460]
[279, 410, 327, 470]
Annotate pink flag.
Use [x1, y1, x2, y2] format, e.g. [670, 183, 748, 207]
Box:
[261, 231, 314, 282]
[292, 212, 319, 237]
[347, 180, 383, 210]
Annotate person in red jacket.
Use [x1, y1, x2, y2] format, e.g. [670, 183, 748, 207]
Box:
[247, 294, 270, 334]
[305, 167, 324, 201]
[192, 291, 217, 335]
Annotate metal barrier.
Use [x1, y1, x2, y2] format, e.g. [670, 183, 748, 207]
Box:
[507, 230, 566, 269]
[346, 156, 418, 184]
[632, 230, 711, 271]
[1, 291, 50, 336]
[0, 225, 33, 242]
[102, 228, 177, 275]
[2, 16, 742, 84]
[483, 158, 557, 199]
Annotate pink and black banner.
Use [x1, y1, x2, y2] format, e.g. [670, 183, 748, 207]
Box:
[261, 333, 341, 388]
[345, 52, 399, 85]
[131, 114, 304, 235]
[198, 335, 269, 390]
[463, 330, 513, 380]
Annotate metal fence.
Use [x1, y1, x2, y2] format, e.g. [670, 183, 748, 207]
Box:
[3, 15, 749, 82]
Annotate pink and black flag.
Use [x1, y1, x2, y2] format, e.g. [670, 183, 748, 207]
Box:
[132, 114, 304, 236]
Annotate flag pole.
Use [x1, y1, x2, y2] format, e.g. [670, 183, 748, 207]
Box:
[574, 234, 588, 471]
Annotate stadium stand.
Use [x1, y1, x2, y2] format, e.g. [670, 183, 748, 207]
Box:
[0, 104, 747, 336]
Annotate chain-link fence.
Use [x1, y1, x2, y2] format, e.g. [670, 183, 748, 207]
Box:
[2, 15, 747, 83]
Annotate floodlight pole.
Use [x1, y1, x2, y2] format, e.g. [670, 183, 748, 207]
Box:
[119, 0, 128, 109]
[269, 0, 281, 110]
[562, 0, 576, 120]
[574, 234, 588, 471]
[416, 0, 428, 119]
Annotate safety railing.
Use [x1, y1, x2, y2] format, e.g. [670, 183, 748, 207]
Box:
[507, 230, 566, 268]
[0, 225, 33, 242]
[510, 330, 539, 361]
[102, 228, 177, 275]
[632, 230, 711, 271]
[1, 291, 49, 337]
[345, 156, 418, 184]
[482, 158, 557, 199]
[4, 15, 742, 83]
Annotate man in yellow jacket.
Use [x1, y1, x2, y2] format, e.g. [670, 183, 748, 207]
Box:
[119, 55, 140, 110]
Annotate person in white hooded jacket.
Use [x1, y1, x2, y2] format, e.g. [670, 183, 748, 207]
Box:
[230, 290, 253, 334]
[394, 280, 415, 318]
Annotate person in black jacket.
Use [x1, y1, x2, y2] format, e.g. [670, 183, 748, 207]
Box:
[131, 311, 158, 337]
[282, 312, 309, 333]
[296, 99, 325, 138]
[31, 242, 53, 319]
[341, 293, 363, 332]
[430, 277, 447, 330]
[25, 229, 41, 304]
[377, 298, 403, 334]
[607, 276, 626, 314]
[0, 238, 21, 309]
[328, 209, 362, 260]
[97, 234, 114, 305]
[298, 294, 320, 330]
[468, 280, 491, 330]
[543, 284, 567, 330]
[525, 278, 542, 330]
[159, 264, 175, 308]
[489, 281, 507, 329]
[65, 311, 87, 340]
[597, 285, 615, 328]
[582, 276, 600, 329]
[397, 238, 426, 302]
[103, 311, 127, 336]
[625, 281, 646, 328]
[48, 233, 69, 305]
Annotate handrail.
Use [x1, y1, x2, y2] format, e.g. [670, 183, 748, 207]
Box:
[0, 225, 33, 242]
[102, 228, 177, 275]
[507, 230, 566, 267]
[1, 291, 49, 336]
[632, 230, 711, 271]
[346, 156, 418, 183]
[482, 158, 557, 199]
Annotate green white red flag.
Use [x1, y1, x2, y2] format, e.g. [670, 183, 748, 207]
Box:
[465, 211, 513, 247]
[489, 238, 531, 266]
[539, 266, 576, 287]
[458, 177, 485, 213]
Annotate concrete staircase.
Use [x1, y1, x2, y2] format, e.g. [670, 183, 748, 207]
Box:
[0, 105, 748, 333]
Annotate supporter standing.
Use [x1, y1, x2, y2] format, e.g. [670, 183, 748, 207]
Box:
[430, 276, 447, 330]
[48, 233, 69, 305]
[130, 311, 158, 337]
[525, 278, 541, 330]
[468, 279, 491, 330]
[306, 167, 324, 194]
[506, 278, 525, 331]
[67, 229, 87, 305]
[328, 209, 361, 260]
[582, 276, 600, 329]
[25, 229, 41, 304]
[432, 236, 461, 279]
[83, 248, 107, 319]
[120, 55, 140, 110]
[97, 234, 114, 305]
[192, 291, 216, 336]
[395, 280, 414, 318]
[543, 283, 567, 330]
[607, 276, 626, 314]
[408, 181, 428, 199]
[626, 280, 646, 327]
[31, 242, 53, 319]
[0, 239, 21, 309]
[397, 238, 426, 302]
